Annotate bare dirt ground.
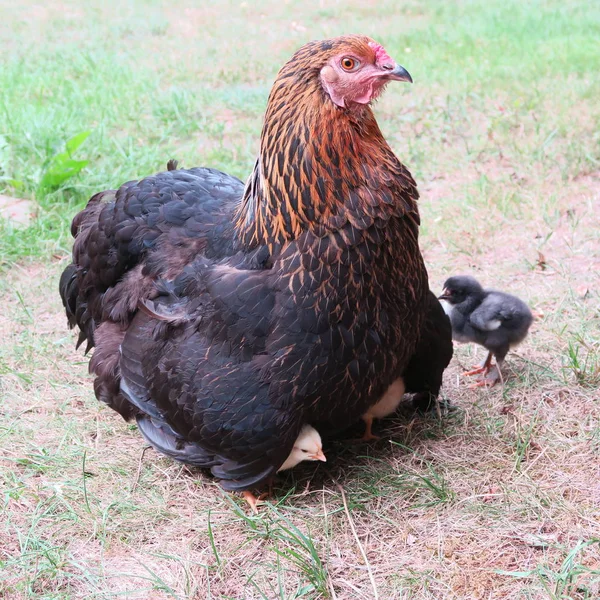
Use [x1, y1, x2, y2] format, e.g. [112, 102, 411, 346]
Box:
[0, 196, 35, 226]
[1, 172, 598, 599]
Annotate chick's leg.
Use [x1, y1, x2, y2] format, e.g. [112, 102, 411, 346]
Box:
[353, 414, 381, 443]
[242, 475, 275, 513]
[469, 358, 504, 388]
[259, 477, 275, 503]
[463, 351, 493, 377]
[242, 491, 263, 514]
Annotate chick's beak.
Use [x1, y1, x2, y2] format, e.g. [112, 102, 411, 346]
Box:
[310, 449, 327, 462]
[384, 63, 413, 83]
[438, 288, 451, 301]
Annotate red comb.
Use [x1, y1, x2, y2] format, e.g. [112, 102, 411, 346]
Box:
[368, 41, 393, 64]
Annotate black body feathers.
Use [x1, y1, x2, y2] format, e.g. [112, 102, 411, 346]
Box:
[60, 36, 452, 493]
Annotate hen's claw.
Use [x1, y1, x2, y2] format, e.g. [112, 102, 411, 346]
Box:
[242, 491, 269, 514]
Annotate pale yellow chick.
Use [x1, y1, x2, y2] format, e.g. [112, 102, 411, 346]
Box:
[243, 424, 326, 512]
[359, 378, 405, 441]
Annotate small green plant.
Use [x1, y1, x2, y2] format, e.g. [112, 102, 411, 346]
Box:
[39, 131, 91, 191]
[562, 335, 600, 388]
[390, 441, 456, 507]
[270, 515, 330, 598]
[497, 539, 600, 599]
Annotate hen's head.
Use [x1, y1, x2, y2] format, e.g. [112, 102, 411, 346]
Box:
[319, 37, 412, 107]
[238, 35, 419, 249]
[278, 35, 412, 109]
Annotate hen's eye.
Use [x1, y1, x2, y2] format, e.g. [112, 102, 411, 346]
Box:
[341, 57, 359, 71]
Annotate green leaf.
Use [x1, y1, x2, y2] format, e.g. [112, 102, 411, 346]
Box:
[40, 158, 89, 189]
[65, 130, 91, 154]
[0, 177, 24, 190]
[495, 569, 534, 578]
[39, 130, 91, 191]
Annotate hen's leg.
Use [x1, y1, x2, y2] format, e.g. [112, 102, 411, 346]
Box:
[241, 490, 270, 514]
[463, 351, 493, 377]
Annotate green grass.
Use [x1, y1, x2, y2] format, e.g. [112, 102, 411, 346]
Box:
[1, 0, 600, 598]
[2, 0, 600, 263]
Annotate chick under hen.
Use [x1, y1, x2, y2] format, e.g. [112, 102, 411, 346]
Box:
[60, 35, 449, 508]
[439, 275, 533, 386]
[357, 291, 453, 440]
[240, 424, 325, 512]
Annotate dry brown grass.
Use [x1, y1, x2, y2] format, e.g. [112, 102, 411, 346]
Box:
[1, 173, 599, 598]
[2, 0, 600, 598]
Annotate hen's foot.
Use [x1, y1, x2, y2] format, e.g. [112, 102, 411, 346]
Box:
[242, 491, 270, 514]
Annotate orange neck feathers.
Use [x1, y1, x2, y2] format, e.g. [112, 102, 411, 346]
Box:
[235, 38, 419, 251]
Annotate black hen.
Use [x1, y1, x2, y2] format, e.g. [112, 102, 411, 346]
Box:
[439, 275, 533, 386]
[59, 35, 449, 506]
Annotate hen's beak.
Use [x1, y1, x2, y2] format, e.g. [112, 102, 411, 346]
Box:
[438, 288, 451, 301]
[310, 449, 327, 462]
[384, 63, 413, 83]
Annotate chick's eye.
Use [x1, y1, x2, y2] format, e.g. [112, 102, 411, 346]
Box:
[301, 449, 309, 453]
[341, 57, 359, 71]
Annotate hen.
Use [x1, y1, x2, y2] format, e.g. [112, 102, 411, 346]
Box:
[60, 35, 450, 506]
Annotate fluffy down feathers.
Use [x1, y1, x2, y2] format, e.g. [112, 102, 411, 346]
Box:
[440, 275, 532, 353]
[440, 275, 532, 385]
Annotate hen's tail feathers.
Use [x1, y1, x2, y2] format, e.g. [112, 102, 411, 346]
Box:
[59, 264, 78, 326]
[59, 263, 94, 353]
[135, 415, 218, 467]
[166, 159, 179, 171]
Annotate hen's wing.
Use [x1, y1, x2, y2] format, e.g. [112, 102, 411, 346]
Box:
[60, 166, 246, 351]
[118, 261, 302, 491]
[403, 291, 453, 410]
[59, 166, 252, 419]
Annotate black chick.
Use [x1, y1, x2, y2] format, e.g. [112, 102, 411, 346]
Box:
[439, 275, 533, 387]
